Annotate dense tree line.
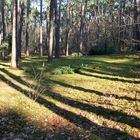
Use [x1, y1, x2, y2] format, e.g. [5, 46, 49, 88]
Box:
[0, 0, 140, 68]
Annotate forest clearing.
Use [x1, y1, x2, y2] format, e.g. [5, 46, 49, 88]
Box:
[0, 54, 140, 139]
[0, 0, 140, 139]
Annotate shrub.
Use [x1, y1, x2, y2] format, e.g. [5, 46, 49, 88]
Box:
[74, 63, 87, 73]
[52, 66, 75, 75]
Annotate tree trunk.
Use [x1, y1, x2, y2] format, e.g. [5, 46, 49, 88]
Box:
[40, 0, 43, 56]
[79, 0, 87, 53]
[55, 0, 61, 58]
[2, 0, 5, 41]
[17, 0, 24, 59]
[48, 0, 55, 63]
[34, 16, 37, 53]
[25, 0, 30, 56]
[133, 0, 140, 50]
[11, 0, 18, 68]
[65, 0, 70, 56]
[0, 0, 2, 46]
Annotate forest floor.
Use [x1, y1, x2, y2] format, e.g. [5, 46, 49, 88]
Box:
[0, 54, 140, 140]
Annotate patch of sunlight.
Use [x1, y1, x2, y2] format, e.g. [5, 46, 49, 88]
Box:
[105, 59, 132, 63]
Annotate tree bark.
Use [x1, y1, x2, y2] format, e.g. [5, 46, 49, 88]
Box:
[17, 0, 24, 59]
[40, 0, 43, 56]
[133, 0, 140, 50]
[79, 0, 87, 53]
[55, 0, 61, 58]
[0, 0, 2, 46]
[48, 0, 55, 63]
[65, 0, 70, 56]
[25, 0, 30, 56]
[2, 0, 5, 41]
[11, 0, 18, 68]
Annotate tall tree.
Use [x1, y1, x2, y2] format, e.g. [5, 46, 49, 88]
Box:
[0, 0, 2, 46]
[65, 0, 70, 56]
[48, 0, 56, 63]
[25, 0, 30, 56]
[2, 0, 5, 41]
[79, 0, 87, 53]
[40, 0, 43, 56]
[11, 0, 18, 68]
[133, 0, 139, 50]
[55, 0, 61, 58]
[32, 7, 39, 54]
[17, 0, 24, 59]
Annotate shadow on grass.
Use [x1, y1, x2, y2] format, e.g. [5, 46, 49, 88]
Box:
[0, 68, 36, 88]
[44, 90, 140, 129]
[20, 56, 140, 79]
[0, 63, 10, 67]
[0, 69, 140, 127]
[1, 68, 139, 103]
[0, 109, 86, 140]
[77, 71, 140, 84]
[49, 79, 140, 102]
[0, 110, 45, 139]
[0, 73, 139, 139]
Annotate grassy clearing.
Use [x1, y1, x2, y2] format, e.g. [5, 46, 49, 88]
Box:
[0, 54, 140, 139]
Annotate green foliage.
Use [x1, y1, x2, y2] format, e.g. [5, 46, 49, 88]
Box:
[74, 63, 88, 73]
[52, 66, 75, 75]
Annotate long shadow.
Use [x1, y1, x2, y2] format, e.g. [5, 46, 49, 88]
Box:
[68, 57, 140, 79]
[0, 63, 9, 67]
[0, 74, 138, 139]
[0, 68, 37, 89]
[0, 110, 47, 139]
[1, 68, 139, 102]
[83, 68, 140, 79]
[45, 90, 140, 129]
[49, 79, 140, 102]
[0, 109, 86, 140]
[1, 72, 140, 129]
[37, 96, 137, 139]
[77, 71, 140, 84]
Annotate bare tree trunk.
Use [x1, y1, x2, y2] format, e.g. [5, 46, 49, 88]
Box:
[17, 0, 24, 59]
[48, 0, 55, 63]
[25, 0, 30, 56]
[11, 0, 18, 68]
[65, 0, 70, 56]
[55, 0, 61, 58]
[46, 13, 49, 53]
[79, 0, 87, 53]
[2, 0, 5, 41]
[34, 16, 37, 53]
[0, 0, 2, 46]
[65, 29, 70, 56]
[40, 0, 43, 56]
[133, 0, 139, 51]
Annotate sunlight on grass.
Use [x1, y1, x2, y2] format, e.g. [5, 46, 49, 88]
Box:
[0, 54, 140, 139]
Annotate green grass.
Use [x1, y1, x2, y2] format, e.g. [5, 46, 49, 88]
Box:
[0, 54, 140, 139]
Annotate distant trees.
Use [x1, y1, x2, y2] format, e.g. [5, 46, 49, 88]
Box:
[0, 0, 140, 64]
